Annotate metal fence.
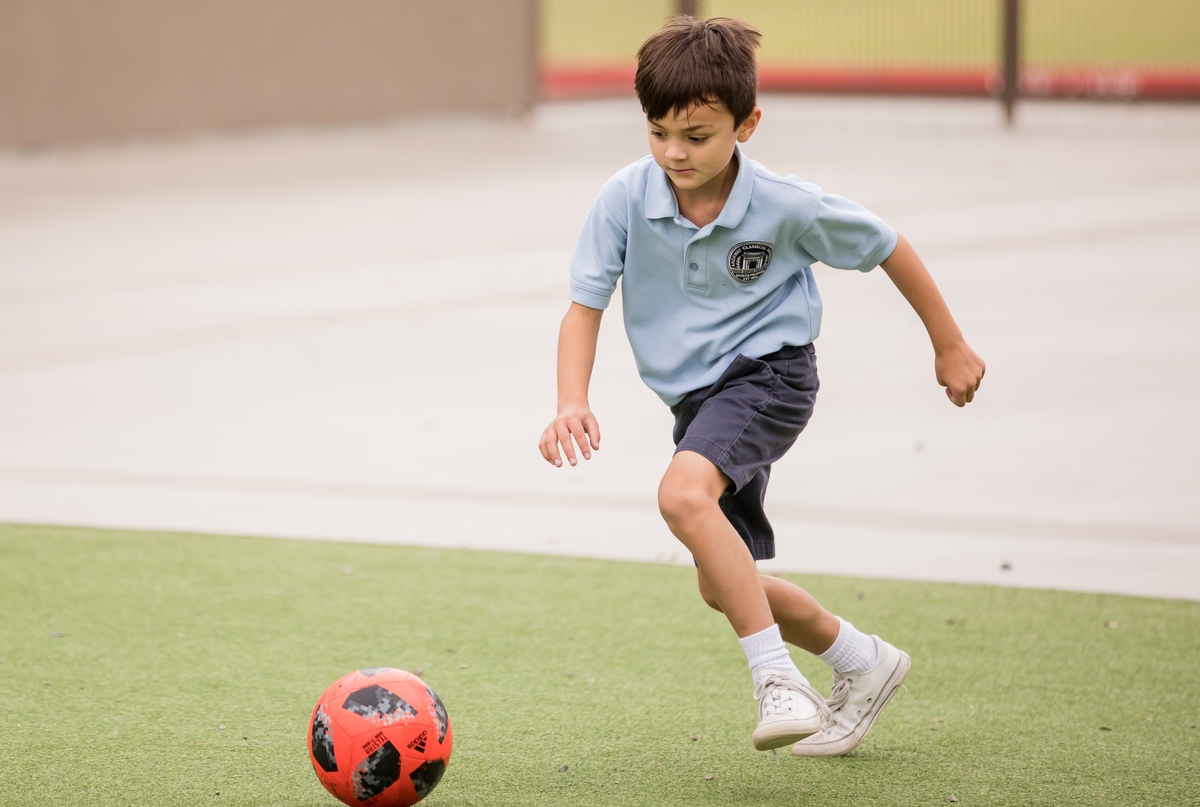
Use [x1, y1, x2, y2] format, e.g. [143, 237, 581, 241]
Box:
[540, 0, 1200, 113]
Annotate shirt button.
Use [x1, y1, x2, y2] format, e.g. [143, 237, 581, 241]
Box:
[689, 262, 699, 270]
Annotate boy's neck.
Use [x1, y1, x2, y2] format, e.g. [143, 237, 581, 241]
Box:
[672, 151, 739, 229]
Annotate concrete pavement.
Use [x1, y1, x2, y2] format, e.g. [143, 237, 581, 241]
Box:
[2, 95, 1198, 599]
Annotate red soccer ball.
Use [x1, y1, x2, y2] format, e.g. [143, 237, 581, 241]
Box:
[308, 668, 453, 807]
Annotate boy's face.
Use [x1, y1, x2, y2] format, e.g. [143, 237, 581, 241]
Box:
[647, 101, 761, 196]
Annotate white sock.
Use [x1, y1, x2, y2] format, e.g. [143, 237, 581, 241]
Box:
[739, 624, 806, 685]
[817, 617, 878, 675]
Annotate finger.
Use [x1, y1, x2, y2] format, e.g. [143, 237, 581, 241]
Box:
[555, 423, 579, 466]
[539, 429, 562, 467]
[584, 415, 602, 450]
[569, 423, 593, 461]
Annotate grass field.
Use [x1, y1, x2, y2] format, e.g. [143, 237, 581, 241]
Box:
[2, 523, 1198, 806]
[542, 0, 1200, 68]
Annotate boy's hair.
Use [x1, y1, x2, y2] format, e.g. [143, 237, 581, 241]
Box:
[635, 16, 761, 126]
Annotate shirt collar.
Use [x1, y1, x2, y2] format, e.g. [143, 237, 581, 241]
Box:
[644, 144, 754, 229]
[645, 161, 678, 220]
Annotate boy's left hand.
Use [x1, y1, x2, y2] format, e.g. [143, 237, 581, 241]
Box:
[935, 340, 986, 407]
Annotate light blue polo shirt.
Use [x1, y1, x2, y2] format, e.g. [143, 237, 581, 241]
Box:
[569, 146, 898, 406]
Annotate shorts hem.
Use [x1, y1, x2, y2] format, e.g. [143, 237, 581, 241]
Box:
[673, 437, 752, 492]
[748, 542, 775, 561]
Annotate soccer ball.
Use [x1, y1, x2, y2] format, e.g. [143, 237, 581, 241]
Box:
[308, 668, 453, 807]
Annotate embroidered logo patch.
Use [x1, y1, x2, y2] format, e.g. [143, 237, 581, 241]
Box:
[727, 242, 773, 283]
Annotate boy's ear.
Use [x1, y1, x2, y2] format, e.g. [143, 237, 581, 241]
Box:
[736, 106, 763, 143]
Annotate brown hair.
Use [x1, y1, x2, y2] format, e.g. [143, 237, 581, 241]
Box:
[634, 16, 761, 125]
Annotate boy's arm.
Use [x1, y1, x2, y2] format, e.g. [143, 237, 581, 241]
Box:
[880, 233, 986, 407]
[540, 302, 604, 467]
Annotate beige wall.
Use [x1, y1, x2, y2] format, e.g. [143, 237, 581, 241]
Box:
[0, 0, 538, 147]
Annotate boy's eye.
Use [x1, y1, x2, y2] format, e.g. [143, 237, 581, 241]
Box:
[689, 136, 708, 143]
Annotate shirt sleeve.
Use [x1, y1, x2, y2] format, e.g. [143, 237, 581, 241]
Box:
[568, 180, 629, 311]
[796, 190, 898, 273]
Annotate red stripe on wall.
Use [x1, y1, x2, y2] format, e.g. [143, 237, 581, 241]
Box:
[1020, 68, 1200, 100]
[541, 66, 636, 99]
[541, 64, 1200, 102]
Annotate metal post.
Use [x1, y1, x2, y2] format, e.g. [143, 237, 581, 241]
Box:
[1001, 0, 1020, 124]
[679, 0, 700, 18]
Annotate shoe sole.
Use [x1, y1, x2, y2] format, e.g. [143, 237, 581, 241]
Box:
[752, 715, 824, 751]
[792, 650, 912, 757]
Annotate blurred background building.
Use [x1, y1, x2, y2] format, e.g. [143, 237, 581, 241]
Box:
[0, 0, 539, 146]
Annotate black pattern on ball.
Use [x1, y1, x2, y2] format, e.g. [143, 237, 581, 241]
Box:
[409, 758, 447, 798]
[352, 740, 401, 801]
[310, 704, 338, 773]
[341, 685, 417, 725]
[425, 685, 449, 743]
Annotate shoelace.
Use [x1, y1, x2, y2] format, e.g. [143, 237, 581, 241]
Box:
[819, 674, 852, 729]
[826, 674, 851, 712]
[754, 674, 831, 721]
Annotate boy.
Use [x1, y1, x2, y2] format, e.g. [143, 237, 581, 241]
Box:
[538, 16, 985, 756]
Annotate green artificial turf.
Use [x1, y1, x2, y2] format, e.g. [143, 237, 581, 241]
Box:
[1, 523, 1197, 806]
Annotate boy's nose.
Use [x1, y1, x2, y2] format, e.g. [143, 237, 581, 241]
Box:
[665, 141, 687, 161]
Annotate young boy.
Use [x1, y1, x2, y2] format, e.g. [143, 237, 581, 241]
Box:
[538, 16, 985, 756]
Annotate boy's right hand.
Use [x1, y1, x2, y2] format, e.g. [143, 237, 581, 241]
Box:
[539, 405, 601, 468]
[935, 339, 986, 407]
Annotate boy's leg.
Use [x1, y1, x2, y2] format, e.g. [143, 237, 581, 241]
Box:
[666, 344, 908, 755]
[696, 569, 839, 653]
[760, 574, 840, 654]
[659, 450, 772, 637]
[659, 449, 827, 750]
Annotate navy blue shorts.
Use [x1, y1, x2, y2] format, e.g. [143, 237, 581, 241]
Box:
[669, 343, 819, 560]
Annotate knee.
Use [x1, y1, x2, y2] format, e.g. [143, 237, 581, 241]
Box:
[658, 452, 729, 535]
[657, 475, 711, 531]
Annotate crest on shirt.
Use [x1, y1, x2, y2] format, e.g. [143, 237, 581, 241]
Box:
[727, 242, 773, 283]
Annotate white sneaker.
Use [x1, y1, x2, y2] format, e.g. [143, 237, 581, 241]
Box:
[751, 669, 829, 751]
[792, 636, 910, 757]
